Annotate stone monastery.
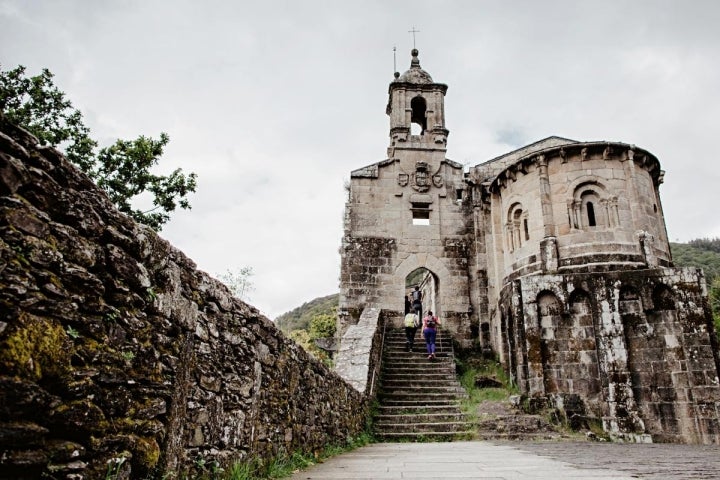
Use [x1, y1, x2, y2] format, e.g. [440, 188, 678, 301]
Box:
[338, 49, 720, 443]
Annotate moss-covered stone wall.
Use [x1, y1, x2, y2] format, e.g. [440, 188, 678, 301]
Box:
[0, 118, 367, 479]
[499, 268, 720, 444]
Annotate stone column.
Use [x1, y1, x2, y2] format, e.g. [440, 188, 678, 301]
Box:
[537, 155, 559, 272]
[540, 236, 559, 273]
[573, 201, 582, 229]
[594, 284, 646, 438]
[622, 148, 640, 229]
[537, 155, 556, 238]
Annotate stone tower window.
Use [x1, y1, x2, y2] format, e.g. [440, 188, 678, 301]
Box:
[410, 96, 427, 134]
[569, 182, 620, 230]
[411, 202, 431, 225]
[586, 201, 597, 227]
[506, 203, 529, 252]
[581, 190, 602, 227]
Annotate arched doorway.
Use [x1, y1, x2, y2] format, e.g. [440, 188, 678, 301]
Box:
[405, 267, 439, 320]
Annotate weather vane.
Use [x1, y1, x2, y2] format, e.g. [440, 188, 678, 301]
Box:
[408, 26, 420, 49]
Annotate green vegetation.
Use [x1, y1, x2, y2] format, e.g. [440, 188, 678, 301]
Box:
[671, 240, 720, 284]
[188, 432, 373, 479]
[0, 64, 197, 231]
[671, 239, 720, 338]
[710, 278, 720, 341]
[217, 267, 255, 302]
[289, 313, 337, 366]
[456, 353, 516, 421]
[689, 237, 720, 255]
[0, 314, 71, 381]
[275, 294, 340, 364]
[308, 313, 336, 339]
[104, 456, 127, 480]
[275, 294, 338, 333]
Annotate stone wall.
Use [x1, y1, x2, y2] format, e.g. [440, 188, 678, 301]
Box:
[334, 307, 384, 395]
[499, 267, 720, 444]
[0, 118, 367, 479]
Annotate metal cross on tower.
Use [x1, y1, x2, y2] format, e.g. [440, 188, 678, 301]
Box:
[408, 26, 420, 48]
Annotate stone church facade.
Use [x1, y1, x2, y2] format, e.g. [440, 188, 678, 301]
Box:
[338, 49, 720, 443]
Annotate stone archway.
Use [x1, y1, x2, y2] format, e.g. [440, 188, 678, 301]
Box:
[395, 253, 453, 319]
[405, 267, 438, 320]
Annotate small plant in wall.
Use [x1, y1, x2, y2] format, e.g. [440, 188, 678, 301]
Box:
[121, 351, 135, 363]
[104, 455, 127, 480]
[65, 326, 80, 339]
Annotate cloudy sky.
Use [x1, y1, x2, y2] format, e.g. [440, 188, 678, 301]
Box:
[2, 0, 719, 318]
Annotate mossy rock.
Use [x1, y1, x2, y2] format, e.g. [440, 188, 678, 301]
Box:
[0, 313, 72, 381]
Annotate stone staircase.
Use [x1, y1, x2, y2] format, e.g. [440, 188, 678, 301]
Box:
[373, 328, 473, 441]
[475, 401, 562, 441]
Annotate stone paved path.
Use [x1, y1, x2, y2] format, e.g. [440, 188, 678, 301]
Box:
[289, 441, 720, 479]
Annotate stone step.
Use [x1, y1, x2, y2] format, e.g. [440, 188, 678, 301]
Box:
[375, 329, 473, 442]
[476, 414, 557, 435]
[384, 343, 453, 349]
[379, 398, 462, 407]
[382, 379, 462, 389]
[382, 368, 457, 377]
[384, 344, 453, 352]
[374, 431, 475, 442]
[378, 405, 463, 415]
[382, 362, 453, 370]
[385, 337, 453, 343]
[381, 384, 465, 393]
[475, 431, 565, 441]
[382, 367, 455, 375]
[375, 412, 467, 424]
[382, 372, 454, 379]
[379, 387, 466, 398]
[381, 378, 456, 385]
[383, 357, 454, 366]
[374, 421, 471, 434]
[385, 338, 453, 345]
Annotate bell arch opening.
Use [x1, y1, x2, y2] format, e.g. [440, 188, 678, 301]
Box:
[410, 96, 428, 134]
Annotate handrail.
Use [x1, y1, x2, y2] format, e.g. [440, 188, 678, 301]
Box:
[368, 317, 387, 398]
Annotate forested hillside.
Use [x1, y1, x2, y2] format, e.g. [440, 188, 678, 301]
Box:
[671, 240, 720, 284]
[671, 239, 720, 337]
[274, 293, 338, 333]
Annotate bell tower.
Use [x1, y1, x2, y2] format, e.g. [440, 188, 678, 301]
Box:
[386, 49, 449, 158]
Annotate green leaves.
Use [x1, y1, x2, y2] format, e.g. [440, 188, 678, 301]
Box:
[0, 65, 98, 168]
[93, 133, 197, 230]
[0, 64, 197, 231]
[218, 267, 255, 302]
[710, 278, 720, 339]
[309, 313, 336, 339]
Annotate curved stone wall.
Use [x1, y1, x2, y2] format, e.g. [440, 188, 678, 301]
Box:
[0, 118, 367, 478]
[487, 142, 671, 283]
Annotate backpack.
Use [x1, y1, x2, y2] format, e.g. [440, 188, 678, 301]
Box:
[426, 316, 437, 328]
[404, 313, 417, 328]
[412, 290, 422, 301]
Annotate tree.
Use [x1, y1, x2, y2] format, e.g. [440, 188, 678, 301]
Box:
[0, 64, 196, 231]
[689, 237, 720, 255]
[309, 313, 336, 340]
[289, 329, 331, 366]
[710, 277, 720, 339]
[217, 267, 255, 302]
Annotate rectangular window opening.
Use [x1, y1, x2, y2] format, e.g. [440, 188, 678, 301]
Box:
[412, 202, 431, 226]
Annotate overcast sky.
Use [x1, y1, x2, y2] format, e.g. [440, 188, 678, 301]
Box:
[2, 0, 719, 319]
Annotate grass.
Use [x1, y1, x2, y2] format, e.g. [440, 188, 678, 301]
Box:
[455, 354, 517, 420]
[214, 432, 375, 480]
